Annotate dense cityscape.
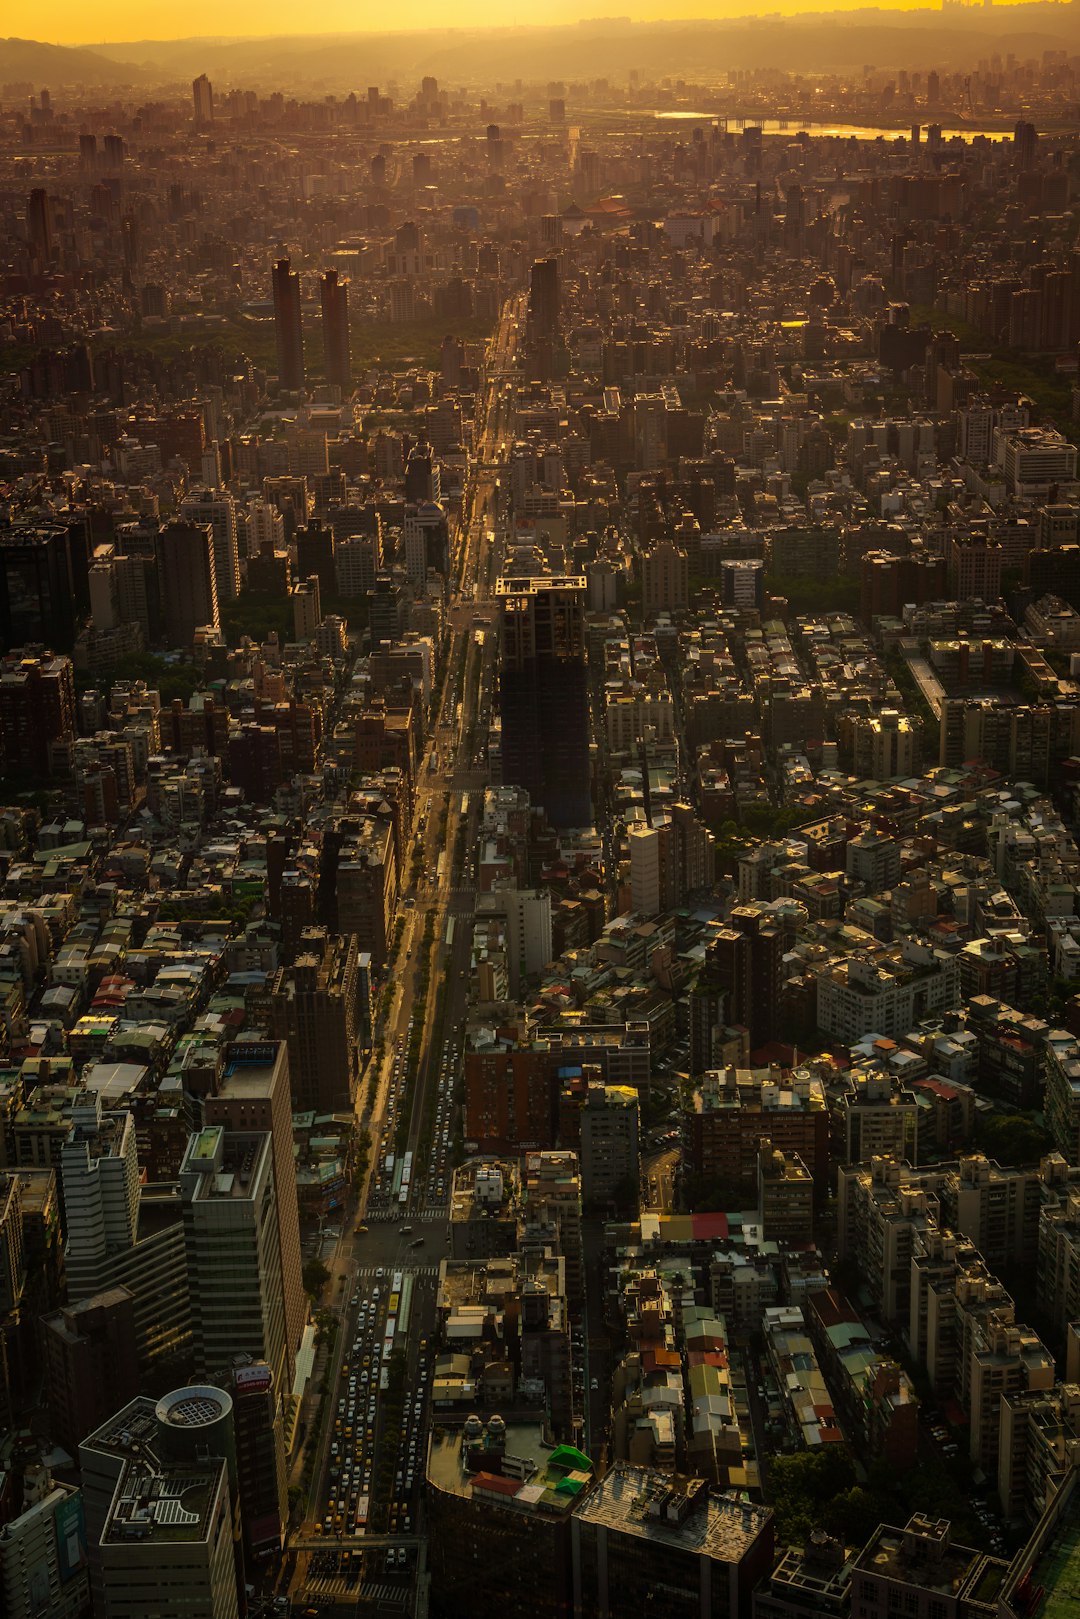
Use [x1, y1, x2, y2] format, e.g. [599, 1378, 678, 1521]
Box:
[2, 22, 1080, 1619]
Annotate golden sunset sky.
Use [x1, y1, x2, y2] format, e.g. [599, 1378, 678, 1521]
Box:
[13, 0, 1000, 50]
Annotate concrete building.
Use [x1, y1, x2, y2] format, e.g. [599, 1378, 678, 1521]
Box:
[203, 1040, 306, 1388]
[180, 1127, 288, 1398]
[579, 1082, 639, 1208]
[571, 1465, 774, 1619]
[498, 573, 591, 829]
[157, 522, 219, 645]
[262, 929, 362, 1114]
[851, 1516, 1001, 1619]
[757, 1142, 814, 1244]
[426, 1417, 589, 1619]
[41, 1285, 140, 1456]
[0, 1473, 90, 1619]
[682, 1066, 829, 1199]
[178, 490, 240, 603]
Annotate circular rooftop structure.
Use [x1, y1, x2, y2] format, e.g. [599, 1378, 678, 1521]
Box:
[156, 1386, 233, 1429]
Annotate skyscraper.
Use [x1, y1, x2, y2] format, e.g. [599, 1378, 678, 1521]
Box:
[320, 268, 352, 392]
[497, 572, 591, 828]
[157, 521, 219, 646]
[529, 256, 560, 336]
[192, 74, 214, 126]
[26, 188, 52, 268]
[203, 1041, 305, 1388]
[272, 257, 305, 392]
[180, 1126, 288, 1397]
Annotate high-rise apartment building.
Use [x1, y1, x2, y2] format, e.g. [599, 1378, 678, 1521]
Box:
[260, 930, 361, 1114]
[157, 522, 219, 645]
[272, 257, 305, 392]
[192, 74, 214, 126]
[578, 1082, 639, 1207]
[0, 652, 75, 778]
[497, 572, 591, 829]
[179, 490, 240, 603]
[320, 268, 352, 392]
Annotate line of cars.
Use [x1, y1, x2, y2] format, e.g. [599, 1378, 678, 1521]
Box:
[385, 1330, 431, 1545]
[323, 1285, 386, 1535]
[370, 1032, 410, 1210]
[418, 1033, 458, 1206]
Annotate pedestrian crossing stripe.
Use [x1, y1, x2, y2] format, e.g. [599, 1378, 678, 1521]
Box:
[352, 1264, 440, 1279]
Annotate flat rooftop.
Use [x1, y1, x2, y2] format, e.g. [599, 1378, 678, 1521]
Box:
[574, 1463, 771, 1562]
[427, 1421, 590, 1516]
[856, 1522, 980, 1596]
[102, 1456, 221, 1545]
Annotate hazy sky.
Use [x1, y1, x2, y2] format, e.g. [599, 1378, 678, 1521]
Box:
[17, 0, 971, 48]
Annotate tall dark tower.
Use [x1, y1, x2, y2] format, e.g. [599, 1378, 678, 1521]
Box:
[319, 269, 352, 393]
[528, 256, 560, 336]
[26, 188, 52, 268]
[497, 572, 591, 829]
[272, 257, 305, 392]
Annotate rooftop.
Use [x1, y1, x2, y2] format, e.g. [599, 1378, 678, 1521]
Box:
[574, 1463, 771, 1562]
[855, 1517, 982, 1596]
[102, 1456, 221, 1545]
[427, 1419, 591, 1516]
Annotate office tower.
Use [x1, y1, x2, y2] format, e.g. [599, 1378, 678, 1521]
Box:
[320, 268, 352, 392]
[203, 1041, 305, 1388]
[403, 502, 449, 586]
[80, 1388, 240, 1619]
[1014, 119, 1038, 169]
[231, 1363, 288, 1559]
[26, 187, 51, 267]
[179, 489, 240, 603]
[58, 1097, 190, 1383]
[272, 257, 305, 392]
[0, 1473, 91, 1619]
[157, 521, 220, 645]
[497, 572, 591, 828]
[98, 1448, 237, 1619]
[0, 652, 75, 779]
[405, 443, 440, 503]
[41, 1286, 141, 1455]
[192, 73, 214, 126]
[180, 1126, 288, 1397]
[529, 256, 560, 335]
[0, 524, 82, 651]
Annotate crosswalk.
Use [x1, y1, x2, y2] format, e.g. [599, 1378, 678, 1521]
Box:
[364, 1205, 447, 1223]
[353, 1263, 441, 1281]
[361, 1582, 408, 1607]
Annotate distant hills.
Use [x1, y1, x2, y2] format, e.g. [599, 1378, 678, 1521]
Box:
[0, 36, 148, 87]
[7, 7, 1080, 91]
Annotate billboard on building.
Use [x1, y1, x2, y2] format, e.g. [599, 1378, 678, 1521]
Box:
[55, 1491, 88, 1583]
